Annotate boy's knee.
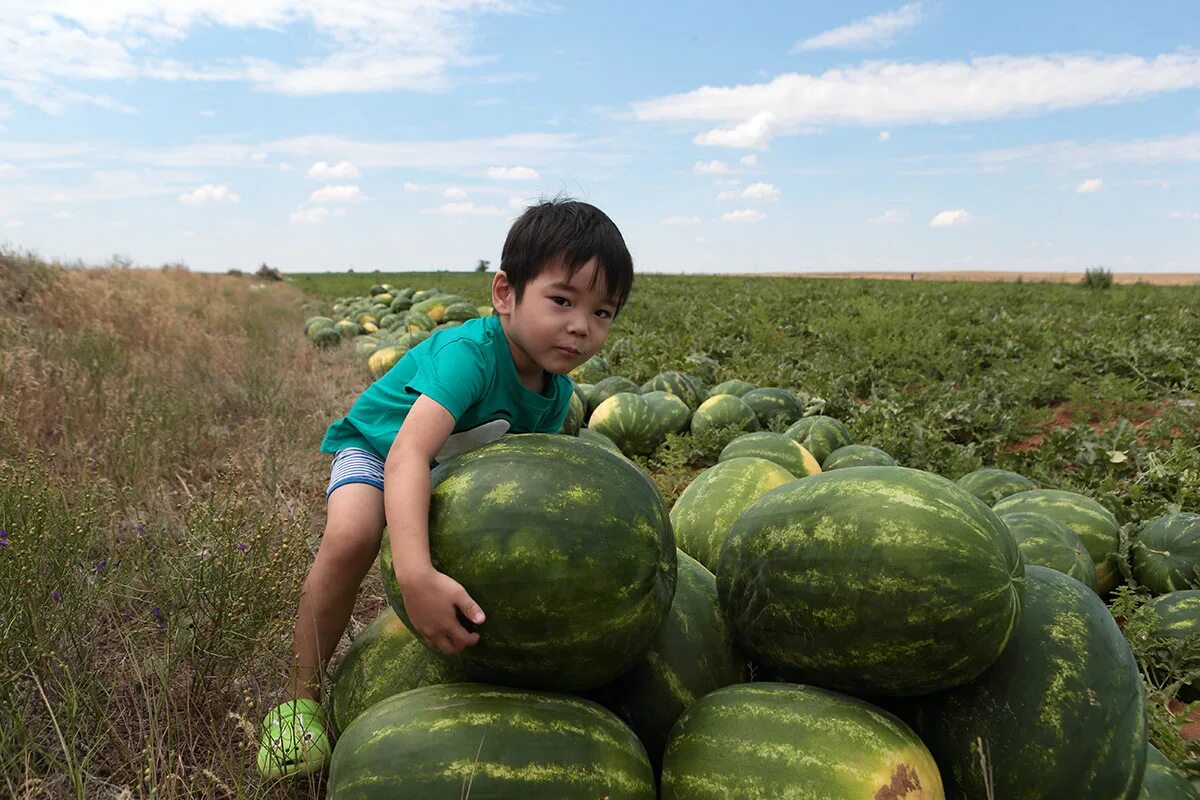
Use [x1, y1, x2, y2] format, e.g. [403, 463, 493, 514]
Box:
[318, 521, 382, 572]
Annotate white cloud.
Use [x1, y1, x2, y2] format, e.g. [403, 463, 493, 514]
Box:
[869, 209, 908, 224]
[510, 196, 529, 210]
[199, 109, 215, 117]
[662, 215, 701, 225]
[722, 209, 766, 223]
[0, 163, 18, 178]
[178, 183, 239, 206]
[278, 162, 294, 171]
[930, 209, 974, 228]
[487, 165, 539, 180]
[794, 3, 924, 51]
[307, 160, 360, 180]
[443, 186, 468, 200]
[634, 53, 1200, 148]
[969, 133, 1200, 168]
[739, 154, 758, 167]
[404, 182, 423, 192]
[879, 130, 891, 142]
[1075, 177, 1103, 193]
[1168, 211, 1200, 221]
[428, 201, 505, 216]
[290, 207, 330, 224]
[719, 182, 780, 201]
[308, 184, 364, 203]
[693, 160, 729, 175]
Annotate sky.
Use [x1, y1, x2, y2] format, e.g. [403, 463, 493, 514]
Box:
[1, 1, 1199, 274]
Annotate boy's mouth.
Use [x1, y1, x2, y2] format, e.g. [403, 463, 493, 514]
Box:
[555, 345, 581, 357]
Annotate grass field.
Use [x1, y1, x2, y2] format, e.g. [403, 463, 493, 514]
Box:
[3, 252, 1199, 797]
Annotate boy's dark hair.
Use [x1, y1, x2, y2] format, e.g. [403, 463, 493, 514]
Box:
[501, 197, 633, 310]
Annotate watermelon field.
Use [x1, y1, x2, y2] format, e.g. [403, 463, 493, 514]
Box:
[3, 248, 1200, 799]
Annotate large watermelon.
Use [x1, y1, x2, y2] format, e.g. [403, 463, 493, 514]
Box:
[718, 432, 820, 478]
[783, 415, 852, 464]
[822, 443, 898, 470]
[584, 551, 747, 772]
[707, 379, 755, 398]
[690, 395, 759, 437]
[1133, 513, 1200, 595]
[740, 387, 803, 428]
[660, 683, 944, 800]
[328, 684, 656, 799]
[330, 606, 466, 735]
[380, 434, 676, 690]
[911, 566, 1147, 800]
[993, 489, 1122, 593]
[669, 457, 795, 573]
[640, 371, 705, 411]
[589, 392, 664, 457]
[642, 391, 691, 436]
[1140, 743, 1199, 799]
[718, 466, 1024, 696]
[955, 467, 1037, 505]
[998, 510, 1098, 590]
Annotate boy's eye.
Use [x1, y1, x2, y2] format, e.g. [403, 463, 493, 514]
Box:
[594, 309, 612, 319]
[551, 296, 569, 306]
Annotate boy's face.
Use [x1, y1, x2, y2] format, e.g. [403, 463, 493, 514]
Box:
[492, 257, 620, 376]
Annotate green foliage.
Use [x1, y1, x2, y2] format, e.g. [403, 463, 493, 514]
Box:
[1082, 267, 1114, 289]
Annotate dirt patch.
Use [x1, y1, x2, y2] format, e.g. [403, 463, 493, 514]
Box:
[1004, 400, 1174, 453]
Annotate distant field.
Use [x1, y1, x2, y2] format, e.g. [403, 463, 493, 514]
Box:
[760, 270, 1200, 285]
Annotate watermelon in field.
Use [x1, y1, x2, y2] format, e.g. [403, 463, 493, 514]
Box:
[405, 311, 436, 333]
[559, 391, 584, 436]
[911, 566, 1147, 800]
[1133, 513, 1200, 594]
[683, 353, 719, 384]
[691, 395, 759, 437]
[1140, 743, 1198, 799]
[998, 510, 1098, 590]
[718, 432, 820, 477]
[389, 295, 413, 313]
[955, 467, 1037, 505]
[328, 684, 655, 799]
[476, 304, 494, 317]
[305, 316, 335, 337]
[707, 379, 755, 398]
[589, 392, 664, 457]
[642, 391, 691, 436]
[822, 444, 898, 470]
[380, 434, 676, 690]
[577, 426, 622, 456]
[589, 376, 640, 416]
[585, 551, 747, 772]
[330, 607, 466, 735]
[718, 466, 1024, 696]
[334, 319, 360, 338]
[442, 302, 479, 322]
[993, 489, 1122, 593]
[366, 346, 403, 379]
[660, 683, 944, 800]
[640, 371, 705, 411]
[783, 415, 852, 464]
[312, 327, 341, 348]
[353, 336, 380, 357]
[670, 458, 794, 573]
[740, 387, 803, 428]
[569, 354, 610, 384]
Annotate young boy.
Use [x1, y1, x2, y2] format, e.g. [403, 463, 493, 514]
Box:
[257, 198, 634, 778]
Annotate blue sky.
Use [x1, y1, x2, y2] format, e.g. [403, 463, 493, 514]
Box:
[1, 1, 1198, 273]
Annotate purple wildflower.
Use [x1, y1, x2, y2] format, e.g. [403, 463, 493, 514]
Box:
[0, 529, 8, 548]
[236, 542, 247, 552]
[51, 590, 62, 604]
[151, 606, 162, 622]
[94, 559, 108, 572]
[136, 523, 144, 536]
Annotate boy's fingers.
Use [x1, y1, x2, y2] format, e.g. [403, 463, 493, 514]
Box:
[455, 590, 486, 625]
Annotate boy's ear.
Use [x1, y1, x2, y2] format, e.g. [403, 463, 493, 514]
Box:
[492, 270, 516, 314]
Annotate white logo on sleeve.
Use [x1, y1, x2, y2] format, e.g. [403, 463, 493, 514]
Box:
[436, 419, 511, 462]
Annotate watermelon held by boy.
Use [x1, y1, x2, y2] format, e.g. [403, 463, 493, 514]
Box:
[380, 434, 676, 691]
[910, 566, 1147, 800]
[717, 466, 1024, 696]
[660, 683, 944, 800]
[327, 684, 656, 799]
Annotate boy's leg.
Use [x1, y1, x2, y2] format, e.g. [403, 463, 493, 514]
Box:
[287, 481, 386, 701]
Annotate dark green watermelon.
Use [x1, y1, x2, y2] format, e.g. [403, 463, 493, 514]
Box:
[783, 415, 852, 464]
[707, 379, 755, 398]
[911, 566, 1147, 800]
[640, 371, 705, 411]
[1133, 513, 1200, 595]
[955, 467, 1037, 505]
[589, 376, 640, 416]
[1140, 743, 1198, 799]
[999, 510, 1098, 590]
[589, 392, 664, 456]
[822, 444, 898, 470]
[740, 388, 803, 428]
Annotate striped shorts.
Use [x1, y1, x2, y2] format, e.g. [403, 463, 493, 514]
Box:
[326, 447, 386, 498]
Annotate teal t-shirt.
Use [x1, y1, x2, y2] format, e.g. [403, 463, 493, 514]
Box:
[321, 314, 573, 461]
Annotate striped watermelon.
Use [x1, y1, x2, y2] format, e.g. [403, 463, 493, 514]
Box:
[822, 444, 898, 470]
[577, 427, 622, 456]
[660, 683, 944, 800]
[328, 684, 656, 799]
[642, 391, 691, 436]
[1141, 743, 1198, 799]
[366, 346, 402, 379]
[718, 432, 820, 477]
[691, 395, 759, 437]
[380, 434, 676, 690]
[669, 457, 795, 573]
[589, 392, 664, 456]
[584, 551, 747, 772]
[999, 510, 1098, 590]
[955, 467, 1037, 505]
[569, 354, 611, 384]
[911, 566, 1146, 800]
[707, 379, 755, 398]
[640, 371, 705, 411]
[589, 376, 640, 416]
[740, 387, 803, 428]
[330, 607, 466, 735]
[1133, 513, 1200, 595]
[559, 391, 584, 436]
[683, 353, 719, 384]
[783, 415, 852, 464]
[717, 466, 1024, 696]
[993, 489, 1122, 593]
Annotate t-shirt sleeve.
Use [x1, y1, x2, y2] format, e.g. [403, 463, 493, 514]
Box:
[405, 339, 489, 421]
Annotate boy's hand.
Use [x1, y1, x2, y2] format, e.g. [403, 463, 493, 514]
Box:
[399, 568, 486, 655]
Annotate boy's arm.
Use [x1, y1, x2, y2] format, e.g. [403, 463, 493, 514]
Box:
[385, 394, 486, 655]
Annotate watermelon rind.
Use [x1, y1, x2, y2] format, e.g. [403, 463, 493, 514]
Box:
[998, 510, 1098, 590]
[718, 432, 820, 477]
[783, 415, 852, 464]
